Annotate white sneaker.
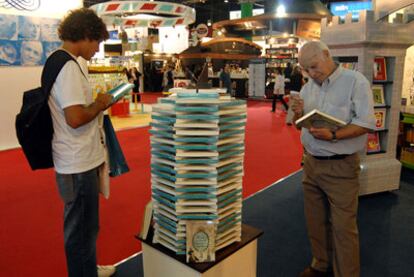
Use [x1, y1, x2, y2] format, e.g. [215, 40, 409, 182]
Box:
[97, 265, 116, 277]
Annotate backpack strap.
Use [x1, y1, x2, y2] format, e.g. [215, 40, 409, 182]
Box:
[40, 49, 84, 98]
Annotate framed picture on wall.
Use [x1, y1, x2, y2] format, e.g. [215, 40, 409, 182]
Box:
[373, 57, 387, 81]
[372, 84, 385, 106]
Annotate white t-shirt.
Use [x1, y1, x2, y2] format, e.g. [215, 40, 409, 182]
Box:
[273, 74, 285, 95]
[48, 55, 105, 174]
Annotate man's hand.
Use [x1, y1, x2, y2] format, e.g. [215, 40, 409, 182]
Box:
[309, 127, 333, 141]
[95, 93, 113, 111]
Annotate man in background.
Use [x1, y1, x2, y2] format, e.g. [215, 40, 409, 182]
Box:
[219, 64, 232, 95]
[291, 41, 375, 277]
[48, 8, 115, 277]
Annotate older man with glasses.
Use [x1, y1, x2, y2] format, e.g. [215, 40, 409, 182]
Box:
[291, 41, 376, 277]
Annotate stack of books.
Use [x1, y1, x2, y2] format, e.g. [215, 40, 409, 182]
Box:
[149, 89, 246, 260]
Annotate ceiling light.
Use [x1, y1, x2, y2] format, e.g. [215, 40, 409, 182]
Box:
[276, 5, 286, 17]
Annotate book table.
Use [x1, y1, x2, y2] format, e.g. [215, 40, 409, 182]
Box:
[138, 224, 263, 277]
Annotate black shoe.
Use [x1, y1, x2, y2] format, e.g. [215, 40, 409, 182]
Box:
[299, 267, 330, 277]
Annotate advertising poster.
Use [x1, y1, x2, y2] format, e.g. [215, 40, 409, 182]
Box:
[0, 13, 61, 66]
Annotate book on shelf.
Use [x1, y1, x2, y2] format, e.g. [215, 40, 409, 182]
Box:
[373, 57, 387, 81]
[138, 200, 153, 240]
[366, 132, 381, 153]
[340, 62, 358, 70]
[372, 84, 385, 106]
[107, 82, 134, 104]
[295, 109, 347, 130]
[374, 108, 387, 129]
[186, 220, 216, 263]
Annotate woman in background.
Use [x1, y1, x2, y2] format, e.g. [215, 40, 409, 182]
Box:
[130, 67, 142, 102]
[286, 65, 304, 124]
[272, 67, 288, 112]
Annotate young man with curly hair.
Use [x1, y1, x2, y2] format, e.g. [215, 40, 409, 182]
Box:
[48, 8, 115, 277]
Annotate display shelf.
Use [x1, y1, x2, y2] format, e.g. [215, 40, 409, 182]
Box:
[367, 150, 387, 155]
[320, 10, 413, 195]
[374, 105, 391, 109]
[373, 80, 394, 85]
[401, 160, 414, 170]
[399, 113, 414, 169]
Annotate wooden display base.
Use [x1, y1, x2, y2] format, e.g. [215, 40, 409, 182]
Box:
[138, 224, 263, 277]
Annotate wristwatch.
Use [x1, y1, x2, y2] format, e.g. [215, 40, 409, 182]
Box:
[331, 130, 338, 143]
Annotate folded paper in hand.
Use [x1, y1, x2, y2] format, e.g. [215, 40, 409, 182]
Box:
[295, 109, 346, 130]
[107, 83, 134, 104]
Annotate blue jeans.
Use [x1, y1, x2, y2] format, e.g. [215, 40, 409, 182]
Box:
[56, 167, 100, 277]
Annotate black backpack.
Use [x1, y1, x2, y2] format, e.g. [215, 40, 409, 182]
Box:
[15, 50, 76, 170]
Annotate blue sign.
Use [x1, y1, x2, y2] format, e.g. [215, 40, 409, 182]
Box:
[330, 1, 372, 19]
[108, 30, 119, 40]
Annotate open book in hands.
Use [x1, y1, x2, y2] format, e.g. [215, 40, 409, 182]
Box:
[106, 83, 134, 104]
[295, 109, 346, 130]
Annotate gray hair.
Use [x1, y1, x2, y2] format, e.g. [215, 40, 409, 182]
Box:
[299, 41, 331, 62]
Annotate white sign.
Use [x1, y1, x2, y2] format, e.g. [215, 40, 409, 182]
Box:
[229, 8, 264, 20]
[196, 23, 209, 38]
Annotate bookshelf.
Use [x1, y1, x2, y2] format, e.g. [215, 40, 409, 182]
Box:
[320, 10, 413, 195]
[400, 113, 414, 169]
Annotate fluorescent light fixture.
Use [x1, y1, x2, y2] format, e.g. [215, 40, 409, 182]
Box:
[276, 5, 286, 17]
[125, 14, 164, 20]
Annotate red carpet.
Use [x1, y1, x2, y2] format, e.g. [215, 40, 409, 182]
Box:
[0, 100, 302, 276]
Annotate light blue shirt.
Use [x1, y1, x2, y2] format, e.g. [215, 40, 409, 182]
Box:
[300, 66, 376, 156]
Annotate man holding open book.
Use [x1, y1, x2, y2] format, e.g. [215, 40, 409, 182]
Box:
[292, 41, 376, 277]
[48, 8, 115, 277]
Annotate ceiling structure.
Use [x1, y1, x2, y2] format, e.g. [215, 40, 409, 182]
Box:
[83, 0, 362, 30]
[84, 0, 266, 25]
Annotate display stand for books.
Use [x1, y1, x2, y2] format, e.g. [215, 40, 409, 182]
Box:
[321, 10, 413, 195]
[138, 224, 263, 277]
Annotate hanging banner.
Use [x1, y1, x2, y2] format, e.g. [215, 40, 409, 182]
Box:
[90, 1, 195, 28]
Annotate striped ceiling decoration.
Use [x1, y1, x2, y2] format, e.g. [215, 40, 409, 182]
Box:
[90, 1, 196, 28]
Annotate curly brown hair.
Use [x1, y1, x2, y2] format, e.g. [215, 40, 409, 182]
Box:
[58, 8, 108, 42]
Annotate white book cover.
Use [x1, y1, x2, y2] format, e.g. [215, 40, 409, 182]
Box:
[295, 109, 346, 130]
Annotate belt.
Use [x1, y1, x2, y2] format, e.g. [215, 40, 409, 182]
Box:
[311, 154, 350, 160]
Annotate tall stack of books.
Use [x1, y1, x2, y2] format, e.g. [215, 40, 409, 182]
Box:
[149, 89, 246, 257]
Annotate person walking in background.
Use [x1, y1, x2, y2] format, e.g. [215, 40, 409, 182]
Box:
[130, 67, 142, 102]
[291, 41, 375, 277]
[219, 64, 232, 95]
[284, 61, 293, 80]
[284, 61, 293, 92]
[124, 67, 133, 83]
[286, 65, 304, 125]
[167, 65, 174, 92]
[271, 67, 288, 112]
[48, 8, 115, 277]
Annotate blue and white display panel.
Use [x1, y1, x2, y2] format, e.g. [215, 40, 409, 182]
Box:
[330, 1, 372, 19]
[0, 14, 60, 66]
